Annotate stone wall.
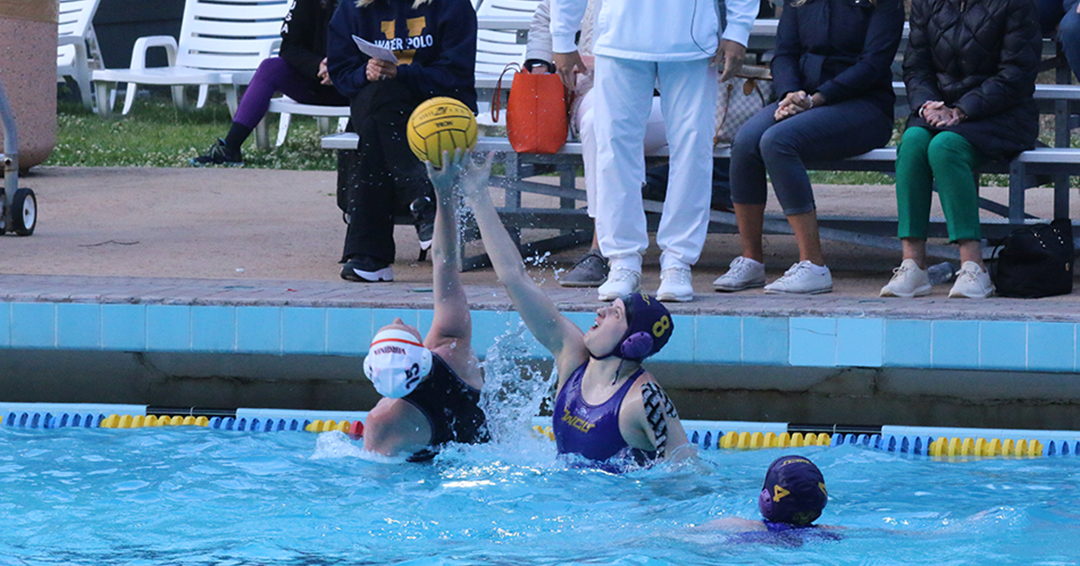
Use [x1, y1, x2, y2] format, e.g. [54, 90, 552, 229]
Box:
[0, 1, 57, 170]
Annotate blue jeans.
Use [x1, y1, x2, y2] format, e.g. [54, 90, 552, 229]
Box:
[730, 99, 893, 215]
[1039, 0, 1080, 81]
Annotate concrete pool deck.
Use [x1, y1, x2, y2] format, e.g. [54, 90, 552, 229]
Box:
[1, 166, 1079, 429]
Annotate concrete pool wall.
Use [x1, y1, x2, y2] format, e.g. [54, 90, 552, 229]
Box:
[2, 274, 1079, 431]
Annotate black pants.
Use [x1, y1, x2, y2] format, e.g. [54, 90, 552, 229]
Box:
[341, 81, 434, 265]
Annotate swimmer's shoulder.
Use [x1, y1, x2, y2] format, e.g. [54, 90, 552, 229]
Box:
[698, 517, 768, 532]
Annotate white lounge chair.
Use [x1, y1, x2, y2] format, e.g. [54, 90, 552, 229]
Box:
[256, 96, 351, 149]
[91, 0, 291, 117]
[474, 0, 538, 127]
[57, 0, 104, 110]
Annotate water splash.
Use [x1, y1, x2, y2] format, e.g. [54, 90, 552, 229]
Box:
[478, 321, 556, 448]
[311, 430, 407, 464]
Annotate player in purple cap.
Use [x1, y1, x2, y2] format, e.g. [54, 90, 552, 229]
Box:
[428, 150, 693, 470]
[758, 455, 829, 528]
[704, 455, 837, 537]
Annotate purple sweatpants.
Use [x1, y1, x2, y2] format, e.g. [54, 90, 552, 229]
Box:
[232, 57, 349, 129]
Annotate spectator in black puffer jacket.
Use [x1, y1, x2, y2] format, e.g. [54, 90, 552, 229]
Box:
[880, 0, 1041, 300]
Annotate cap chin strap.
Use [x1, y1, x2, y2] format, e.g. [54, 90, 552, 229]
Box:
[589, 341, 636, 385]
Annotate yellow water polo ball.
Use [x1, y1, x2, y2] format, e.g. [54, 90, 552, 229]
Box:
[406, 96, 478, 169]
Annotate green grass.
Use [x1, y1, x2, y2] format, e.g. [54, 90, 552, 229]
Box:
[49, 90, 337, 170]
[47, 88, 1079, 189]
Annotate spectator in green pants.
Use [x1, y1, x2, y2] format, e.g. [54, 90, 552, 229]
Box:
[880, 0, 1041, 300]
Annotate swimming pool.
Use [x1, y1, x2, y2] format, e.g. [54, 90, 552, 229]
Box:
[2, 422, 1078, 565]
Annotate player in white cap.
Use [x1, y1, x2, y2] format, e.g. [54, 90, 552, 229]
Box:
[360, 150, 489, 461]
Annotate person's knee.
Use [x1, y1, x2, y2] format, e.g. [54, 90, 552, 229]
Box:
[926, 132, 975, 169]
[757, 126, 798, 164]
[897, 127, 932, 161]
[1060, 7, 1080, 39]
[253, 57, 290, 82]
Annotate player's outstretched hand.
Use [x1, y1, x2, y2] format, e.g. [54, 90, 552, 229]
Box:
[458, 151, 495, 202]
[426, 148, 466, 203]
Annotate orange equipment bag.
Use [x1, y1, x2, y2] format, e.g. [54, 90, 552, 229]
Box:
[492, 63, 568, 154]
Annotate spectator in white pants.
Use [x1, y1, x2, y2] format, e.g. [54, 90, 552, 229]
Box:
[551, 0, 757, 302]
[525, 0, 667, 288]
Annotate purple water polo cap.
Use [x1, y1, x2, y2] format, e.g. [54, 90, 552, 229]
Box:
[758, 455, 828, 526]
[614, 293, 673, 361]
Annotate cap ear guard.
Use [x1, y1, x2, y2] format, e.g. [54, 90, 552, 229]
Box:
[619, 331, 655, 360]
[758, 488, 774, 518]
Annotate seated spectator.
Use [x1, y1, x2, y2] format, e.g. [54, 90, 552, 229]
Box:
[713, 0, 903, 295]
[191, 0, 348, 166]
[437, 150, 693, 471]
[360, 151, 489, 462]
[880, 0, 1040, 299]
[326, 0, 476, 282]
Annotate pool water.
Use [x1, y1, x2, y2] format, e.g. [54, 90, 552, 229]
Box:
[1, 424, 1079, 566]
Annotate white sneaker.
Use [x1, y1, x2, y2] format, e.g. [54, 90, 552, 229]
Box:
[713, 256, 766, 292]
[949, 261, 994, 299]
[597, 267, 641, 301]
[764, 261, 833, 295]
[880, 259, 931, 298]
[657, 266, 694, 302]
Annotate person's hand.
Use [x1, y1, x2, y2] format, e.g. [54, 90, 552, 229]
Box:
[946, 106, 966, 126]
[318, 58, 332, 85]
[366, 58, 397, 82]
[553, 50, 586, 89]
[426, 148, 467, 204]
[774, 90, 811, 121]
[458, 151, 495, 202]
[714, 39, 747, 82]
[921, 101, 954, 127]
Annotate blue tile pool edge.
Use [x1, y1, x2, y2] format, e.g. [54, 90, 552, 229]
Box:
[0, 302, 1076, 373]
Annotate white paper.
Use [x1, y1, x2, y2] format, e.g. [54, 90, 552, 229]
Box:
[352, 34, 398, 63]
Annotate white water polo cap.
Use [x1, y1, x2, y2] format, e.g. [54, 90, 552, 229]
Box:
[363, 328, 433, 398]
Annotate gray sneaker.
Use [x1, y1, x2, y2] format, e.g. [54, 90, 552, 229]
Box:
[559, 250, 608, 287]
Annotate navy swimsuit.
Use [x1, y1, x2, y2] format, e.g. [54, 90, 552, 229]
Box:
[730, 521, 842, 546]
[551, 362, 657, 468]
[402, 353, 489, 462]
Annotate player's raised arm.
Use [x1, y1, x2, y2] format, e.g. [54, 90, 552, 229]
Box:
[428, 151, 589, 386]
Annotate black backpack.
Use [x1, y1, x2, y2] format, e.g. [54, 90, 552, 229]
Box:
[990, 219, 1075, 298]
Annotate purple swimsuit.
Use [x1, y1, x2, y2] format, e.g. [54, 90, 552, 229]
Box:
[551, 362, 656, 467]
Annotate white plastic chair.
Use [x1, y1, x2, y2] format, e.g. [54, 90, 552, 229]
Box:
[256, 96, 351, 149]
[91, 0, 291, 117]
[57, 0, 104, 109]
[475, 0, 537, 85]
[474, 0, 539, 127]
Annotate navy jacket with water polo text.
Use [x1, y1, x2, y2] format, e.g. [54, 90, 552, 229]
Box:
[326, 0, 477, 111]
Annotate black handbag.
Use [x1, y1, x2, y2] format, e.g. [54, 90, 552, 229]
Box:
[990, 219, 1075, 298]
